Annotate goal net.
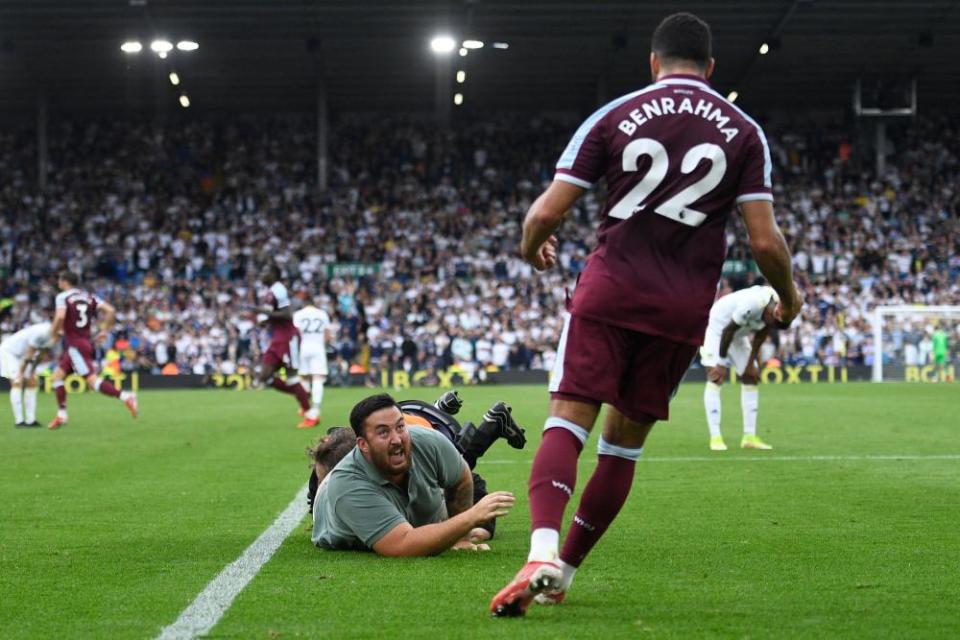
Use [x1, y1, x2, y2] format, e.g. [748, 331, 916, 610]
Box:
[870, 305, 960, 382]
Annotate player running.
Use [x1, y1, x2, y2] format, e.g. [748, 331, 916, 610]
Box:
[489, 12, 802, 616]
[0, 321, 53, 427]
[256, 265, 317, 429]
[293, 299, 333, 424]
[48, 271, 138, 430]
[701, 285, 782, 451]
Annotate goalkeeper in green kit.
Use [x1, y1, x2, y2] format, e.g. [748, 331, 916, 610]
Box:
[932, 325, 949, 366]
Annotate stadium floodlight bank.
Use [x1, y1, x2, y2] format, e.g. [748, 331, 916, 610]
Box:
[871, 305, 960, 382]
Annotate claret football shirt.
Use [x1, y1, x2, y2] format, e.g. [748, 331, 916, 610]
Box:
[555, 74, 773, 345]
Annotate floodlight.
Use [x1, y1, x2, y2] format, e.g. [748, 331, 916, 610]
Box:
[151, 40, 174, 53]
[454, 93, 464, 105]
[430, 35, 456, 54]
[492, 42, 509, 50]
[169, 72, 180, 86]
[727, 91, 739, 102]
[759, 43, 770, 55]
[462, 40, 484, 49]
[120, 41, 142, 54]
[459, 48, 468, 57]
[176, 41, 199, 51]
[179, 94, 190, 108]
[456, 70, 466, 83]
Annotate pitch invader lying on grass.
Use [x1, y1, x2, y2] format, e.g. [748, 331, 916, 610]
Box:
[488, 12, 802, 617]
[307, 391, 525, 555]
[48, 271, 138, 429]
[700, 285, 783, 451]
[0, 321, 53, 427]
[254, 264, 317, 429]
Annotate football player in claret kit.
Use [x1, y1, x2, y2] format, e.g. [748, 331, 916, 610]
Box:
[701, 285, 787, 451]
[48, 271, 138, 430]
[255, 264, 318, 429]
[0, 321, 53, 427]
[488, 12, 802, 616]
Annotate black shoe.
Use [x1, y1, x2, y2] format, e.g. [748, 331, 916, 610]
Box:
[23, 421, 41, 428]
[14, 422, 25, 428]
[482, 402, 526, 449]
[434, 390, 463, 416]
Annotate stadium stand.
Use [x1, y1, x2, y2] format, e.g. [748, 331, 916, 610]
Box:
[1, 115, 957, 380]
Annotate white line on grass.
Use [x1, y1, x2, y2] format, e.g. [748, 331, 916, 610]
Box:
[484, 453, 960, 464]
[156, 484, 308, 640]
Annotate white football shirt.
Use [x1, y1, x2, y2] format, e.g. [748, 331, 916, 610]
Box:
[0, 322, 52, 358]
[705, 286, 776, 340]
[294, 305, 331, 352]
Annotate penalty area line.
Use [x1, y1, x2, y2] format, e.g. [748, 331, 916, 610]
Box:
[483, 453, 960, 464]
[156, 483, 309, 640]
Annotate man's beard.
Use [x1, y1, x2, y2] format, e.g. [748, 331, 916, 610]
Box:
[375, 439, 411, 477]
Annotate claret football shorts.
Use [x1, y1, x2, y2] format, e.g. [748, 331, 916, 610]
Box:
[549, 312, 697, 423]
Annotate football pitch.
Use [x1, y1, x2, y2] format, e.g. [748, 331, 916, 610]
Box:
[2, 383, 958, 639]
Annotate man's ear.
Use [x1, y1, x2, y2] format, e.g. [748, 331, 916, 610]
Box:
[356, 437, 369, 454]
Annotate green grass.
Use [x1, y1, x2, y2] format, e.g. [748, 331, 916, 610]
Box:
[2, 383, 958, 639]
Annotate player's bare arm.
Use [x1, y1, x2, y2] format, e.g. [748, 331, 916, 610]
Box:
[520, 180, 582, 270]
[371, 490, 515, 557]
[749, 327, 769, 369]
[742, 327, 769, 384]
[718, 321, 740, 358]
[17, 345, 41, 381]
[255, 306, 293, 322]
[95, 301, 117, 343]
[50, 308, 65, 341]
[740, 200, 802, 324]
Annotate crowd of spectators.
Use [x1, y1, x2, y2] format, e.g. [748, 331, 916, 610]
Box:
[0, 112, 957, 383]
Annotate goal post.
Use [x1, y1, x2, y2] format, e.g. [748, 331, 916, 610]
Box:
[871, 305, 960, 382]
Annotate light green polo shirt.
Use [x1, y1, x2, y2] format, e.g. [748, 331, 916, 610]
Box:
[312, 426, 467, 551]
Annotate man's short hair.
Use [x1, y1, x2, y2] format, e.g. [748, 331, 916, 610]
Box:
[349, 393, 400, 438]
[59, 271, 79, 286]
[651, 12, 712, 70]
[307, 426, 357, 471]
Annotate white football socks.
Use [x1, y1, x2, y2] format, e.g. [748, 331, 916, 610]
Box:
[528, 528, 559, 562]
[24, 387, 38, 423]
[10, 388, 24, 424]
[311, 377, 324, 411]
[704, 382, 722, 438]
[741, 385, 759, 436]
[558, 559, 578, 590]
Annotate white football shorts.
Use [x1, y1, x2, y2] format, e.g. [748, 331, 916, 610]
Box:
[298, 349, 328, 376]
[0, 347, 23, 380]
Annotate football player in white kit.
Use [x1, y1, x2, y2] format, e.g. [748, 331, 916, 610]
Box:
[0, 321, 53, 427]
[700, 286, 784, 451]
[293, 300, 334, 423]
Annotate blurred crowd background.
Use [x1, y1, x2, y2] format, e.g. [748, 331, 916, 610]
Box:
[1, 114, 957, 382]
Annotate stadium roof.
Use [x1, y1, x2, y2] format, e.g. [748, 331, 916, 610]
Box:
[1, 0, 958, 115]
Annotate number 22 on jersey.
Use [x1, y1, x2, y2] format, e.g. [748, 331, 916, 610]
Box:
[607, 138, 727, 227]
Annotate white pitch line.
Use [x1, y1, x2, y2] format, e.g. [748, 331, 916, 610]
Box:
[156, 484, 309, 640]
[483, 453, 960, 464]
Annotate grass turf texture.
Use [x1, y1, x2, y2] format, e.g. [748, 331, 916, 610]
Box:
[1, 384, 958, 639]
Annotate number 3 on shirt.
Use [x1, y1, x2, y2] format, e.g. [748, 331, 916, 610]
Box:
[76, 303, 89, 328]
[608, 138, 727, 227]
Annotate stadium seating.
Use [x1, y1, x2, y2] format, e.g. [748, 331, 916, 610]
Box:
[0, 116, 957, 377]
